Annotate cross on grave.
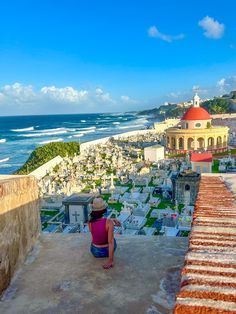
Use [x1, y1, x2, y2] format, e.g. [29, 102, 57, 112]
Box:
[72, 211, 80, 222]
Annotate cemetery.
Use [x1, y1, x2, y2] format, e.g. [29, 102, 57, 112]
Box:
[38, 131, 197, 237]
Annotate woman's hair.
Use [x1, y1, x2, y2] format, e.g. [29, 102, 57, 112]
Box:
[89, 208, 107, 223]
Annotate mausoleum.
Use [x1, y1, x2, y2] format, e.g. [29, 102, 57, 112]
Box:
[166, 94, 229, 153]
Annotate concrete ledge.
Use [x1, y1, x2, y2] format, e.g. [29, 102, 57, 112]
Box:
[0, 234, 188, 314]
[0, 175, 40, 296]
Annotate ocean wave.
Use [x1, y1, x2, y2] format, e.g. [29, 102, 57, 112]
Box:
[117, 124, 145, 130]
[0, 157, 10, 163]
[0, 139, 6, 143]
[0, 163, 12, 168]
[39, 138, 64, 144]
[81, 120, 86, 123]
[11, 126, 34, 132]
[113, 122, 120, 125]
[21, 130, 68, 137]
[36, 127, 66, 133]
[97, 127, 108, 131]
[135, 117, 149, 124]
[107, 112, 123, 116]
[77, 126, 96, 131]
[116, 125, 131, 130]
[79, 129, 95, 134]
[72, 133, 84, 138]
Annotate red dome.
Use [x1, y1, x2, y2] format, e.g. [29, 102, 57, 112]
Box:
[181, 107, 211, 121]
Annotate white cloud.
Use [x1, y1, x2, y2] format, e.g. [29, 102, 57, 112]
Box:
[168, 91, 184, 98]
[120, 95, 137, 104]
[95, 88, 113, 103]
[0, 83, 124, 115]
[1, 82, 35, 103]
[198, 16, 225, 39]
[40, 86, 88, 103]
[148, 26, 185, 42]
[216, 76, 236, 93]
[192, 85, 208, 94]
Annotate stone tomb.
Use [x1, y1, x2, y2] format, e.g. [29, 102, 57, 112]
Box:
[63, 193, 95, 224]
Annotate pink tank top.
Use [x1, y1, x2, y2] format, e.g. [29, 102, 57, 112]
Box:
[90, 218, 108, 245]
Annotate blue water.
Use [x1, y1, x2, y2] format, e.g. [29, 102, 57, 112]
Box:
[0, 112, 150, 174]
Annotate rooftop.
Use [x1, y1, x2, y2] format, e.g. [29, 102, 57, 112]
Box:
[62, 193, 95, 205]
[0, 234, 188, 314]
[181, 107, 211, 121]
[191, 153, 213, 163]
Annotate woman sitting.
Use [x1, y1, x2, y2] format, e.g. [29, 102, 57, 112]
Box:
[89, 197, 120, 269]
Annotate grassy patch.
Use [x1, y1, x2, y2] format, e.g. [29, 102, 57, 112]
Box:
[144, 217, 156, 227]
[15, 141, 80, 174]
[101, 194, 111, 201]
[108, 202, 123, 212]
[41, 210, 59, 216]
[212, 159, 220, 173]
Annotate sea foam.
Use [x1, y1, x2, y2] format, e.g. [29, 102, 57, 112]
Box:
[0, 157, 10, 163]
[21, 130, 67, 137]
[39, 138, 64, 144]
[78, 126, 96, 131]
[11, 126, 34, 132]
[72, 133, 84, 138]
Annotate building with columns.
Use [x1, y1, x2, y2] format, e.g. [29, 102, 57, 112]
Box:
[166, 94, 229, 153]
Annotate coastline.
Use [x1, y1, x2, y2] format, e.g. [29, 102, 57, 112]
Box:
[0, 112, 152, 174]
[27, 118, 180, 178]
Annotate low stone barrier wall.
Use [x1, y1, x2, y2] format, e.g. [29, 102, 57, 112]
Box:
[0, 175, 40, 296]
[212, 113, 236, 119]
[29, 155, 63, 180]
[80, 129, 158, 153]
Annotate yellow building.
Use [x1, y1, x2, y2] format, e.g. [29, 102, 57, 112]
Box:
[166, 94, 229, 153]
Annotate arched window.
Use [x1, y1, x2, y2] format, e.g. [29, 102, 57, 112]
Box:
[187, 138, 194, 150]
[217, 136, 222, 148]
[197, 137, 205, 149]
[185, 184, 190, 191]
[208, 137, 214, 148]
[179, 137, 184, 149]
[195, 123, 201, 128]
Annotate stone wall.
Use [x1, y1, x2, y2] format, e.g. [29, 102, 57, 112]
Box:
[0, 175, 40, 296]
[212, 112, 236, 119]
[80, 129, 158, 153]
[29, 155, 63, 180]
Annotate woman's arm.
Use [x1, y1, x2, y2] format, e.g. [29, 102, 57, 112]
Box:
[103, 219, 114, 269]
[110, 218, 121, 227]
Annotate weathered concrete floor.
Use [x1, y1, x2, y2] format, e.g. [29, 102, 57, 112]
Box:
[0, 234, 188, 314]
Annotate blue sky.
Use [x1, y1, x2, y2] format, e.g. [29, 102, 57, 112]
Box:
[0, 0, 236, 115]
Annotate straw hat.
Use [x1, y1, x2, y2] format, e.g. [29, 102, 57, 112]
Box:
[91, 197, 108, 212]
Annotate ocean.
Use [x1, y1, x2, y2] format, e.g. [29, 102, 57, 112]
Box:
[0, 112, 151, 174]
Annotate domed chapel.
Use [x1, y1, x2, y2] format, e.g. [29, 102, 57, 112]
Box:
[165, 94, 229, 153]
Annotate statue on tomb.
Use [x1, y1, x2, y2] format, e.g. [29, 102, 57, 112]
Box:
[92, 182, 96, 193]
[110, 173, 115, 190]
